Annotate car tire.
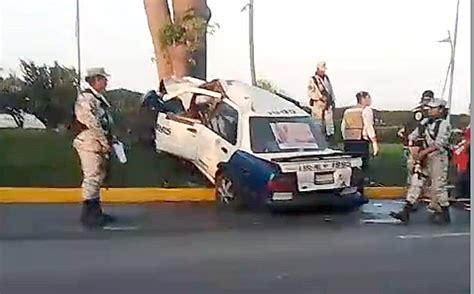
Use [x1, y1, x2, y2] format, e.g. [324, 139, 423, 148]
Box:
[215, 172, 245, 211]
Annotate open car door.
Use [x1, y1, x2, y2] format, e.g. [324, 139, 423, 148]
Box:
[154, 79, 225, 162]
[155, 112, 201, 162]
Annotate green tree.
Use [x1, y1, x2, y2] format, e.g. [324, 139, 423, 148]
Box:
[0, 73, 25, 109]
[256, 79, 280, 94]
[18, 60, 78, 127]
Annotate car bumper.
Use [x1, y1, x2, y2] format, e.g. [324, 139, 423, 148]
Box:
[265, 189, 367, 209]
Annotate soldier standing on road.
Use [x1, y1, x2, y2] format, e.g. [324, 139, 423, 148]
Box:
[398, 90, 434, 186]
[308, 61, 336, 142]
[71, 68, 115, 228]
[390, 98, 452, 224]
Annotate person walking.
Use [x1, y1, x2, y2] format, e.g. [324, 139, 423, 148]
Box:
[71, 67, 115, 228]
[390, 98, 452, 224]
[401, 90, 435, 183]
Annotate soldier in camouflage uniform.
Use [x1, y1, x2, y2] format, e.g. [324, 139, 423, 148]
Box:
[390, 98, 452, 224]
[72, 68, 115, 228]
[399, 90, 435, 186]
[308, 61, 336, 141]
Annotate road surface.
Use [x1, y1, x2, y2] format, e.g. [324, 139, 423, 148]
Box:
[0, 201, 470, 294]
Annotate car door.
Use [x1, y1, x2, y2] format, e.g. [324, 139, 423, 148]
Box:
[155, 112, 200, 162]
[197, 102, 239, 180]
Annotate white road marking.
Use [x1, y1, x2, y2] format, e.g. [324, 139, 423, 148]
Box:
[102, 226, 139, 231]
[398, 232, 470, 240]
[363, 219, 401, 224]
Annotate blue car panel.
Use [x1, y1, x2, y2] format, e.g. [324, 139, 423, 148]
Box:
[220, 150, 277, 205]
[219, 150, 366, 209]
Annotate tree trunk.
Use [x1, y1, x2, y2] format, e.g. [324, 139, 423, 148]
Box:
[172, 0, 211, 80]
[169, 44, 189, 78]
[144, 0, 173, 81]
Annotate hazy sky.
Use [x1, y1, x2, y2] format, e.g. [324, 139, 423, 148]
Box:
[1, 0, 471, 113]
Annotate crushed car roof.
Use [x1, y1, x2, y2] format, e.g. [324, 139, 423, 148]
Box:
[220, 80, 308, 117]
[161, 77, 309, 117]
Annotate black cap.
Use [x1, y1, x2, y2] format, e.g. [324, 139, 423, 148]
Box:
[421, 90, 434, 99]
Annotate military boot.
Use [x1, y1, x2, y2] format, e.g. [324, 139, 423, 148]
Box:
[430, 206, 451, 225]
[441, 206, 451, 224]
[80, 199, 114, 228]
[389, 202, 413, 224]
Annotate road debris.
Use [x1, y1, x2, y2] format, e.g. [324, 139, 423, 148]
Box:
[363, 219, 402, 224]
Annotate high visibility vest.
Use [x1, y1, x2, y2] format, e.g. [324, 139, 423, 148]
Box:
[343, 106, 364, 140]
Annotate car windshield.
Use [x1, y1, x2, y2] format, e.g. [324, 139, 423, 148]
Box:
[250, 116, 328, 153]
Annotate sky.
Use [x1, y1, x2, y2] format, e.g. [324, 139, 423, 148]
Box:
[0, 0, 471, 114]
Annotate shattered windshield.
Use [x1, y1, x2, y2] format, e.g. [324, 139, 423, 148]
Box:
[250, 116, 328, 153]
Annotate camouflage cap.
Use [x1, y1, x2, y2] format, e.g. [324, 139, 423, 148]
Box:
[85, 67, 110, 79]
[317, 61, 327, 70]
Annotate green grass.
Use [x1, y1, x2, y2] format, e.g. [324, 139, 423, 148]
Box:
[367, 144, 407, 186]
[0, 129, 450, 188]
[0, 129, 209, 188]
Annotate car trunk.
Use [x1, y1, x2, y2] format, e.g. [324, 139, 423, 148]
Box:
[260, 152, 363, 193]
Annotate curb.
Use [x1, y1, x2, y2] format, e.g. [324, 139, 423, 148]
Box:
[0, 187, 406, 204]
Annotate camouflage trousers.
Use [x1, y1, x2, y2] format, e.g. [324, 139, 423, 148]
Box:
[311, 101, 335, 136]
[404, 148, 413, 185]
[406, 153, 450, 209]
[75, 148, 107, 200]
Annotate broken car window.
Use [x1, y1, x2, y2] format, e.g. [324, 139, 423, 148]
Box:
[206, 103, 238, 145]
[249, 116, 327, 153]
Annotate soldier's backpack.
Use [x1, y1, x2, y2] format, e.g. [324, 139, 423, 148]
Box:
[66, 89, 96, 137]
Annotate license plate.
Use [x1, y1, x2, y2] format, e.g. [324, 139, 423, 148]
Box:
[314, 173, 334, 185]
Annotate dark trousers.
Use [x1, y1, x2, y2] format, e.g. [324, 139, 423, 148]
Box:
[344, 140, 370, 170]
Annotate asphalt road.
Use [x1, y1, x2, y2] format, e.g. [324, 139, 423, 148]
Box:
[0, 201, 470, 294]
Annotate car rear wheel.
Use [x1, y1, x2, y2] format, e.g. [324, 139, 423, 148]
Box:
[215, 173, 245, 210]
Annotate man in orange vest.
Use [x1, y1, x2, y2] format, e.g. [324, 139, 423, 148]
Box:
[340, 91, 379, 170]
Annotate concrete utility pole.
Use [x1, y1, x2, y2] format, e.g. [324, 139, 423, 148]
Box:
[447, 0, 460, 119]
[75, 0, 82, 89]
[438, 0, 459, 123]
[440, 31, 452, 98]
[242, 0, 256, 86]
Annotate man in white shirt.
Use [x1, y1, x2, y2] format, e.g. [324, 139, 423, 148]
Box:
[340, 91, 379, 170]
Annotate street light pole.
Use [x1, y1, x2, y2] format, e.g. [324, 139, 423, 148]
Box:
[440, 31, 452, 98]
[242, 0, 256, 86]
[447, 0, 460, 121]
[75, 0, 82, 89]
[248, 0, 256, 86]
[438, 0, 460, 123]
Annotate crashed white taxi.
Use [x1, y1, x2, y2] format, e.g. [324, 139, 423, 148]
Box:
[153, 77, 366, 209]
